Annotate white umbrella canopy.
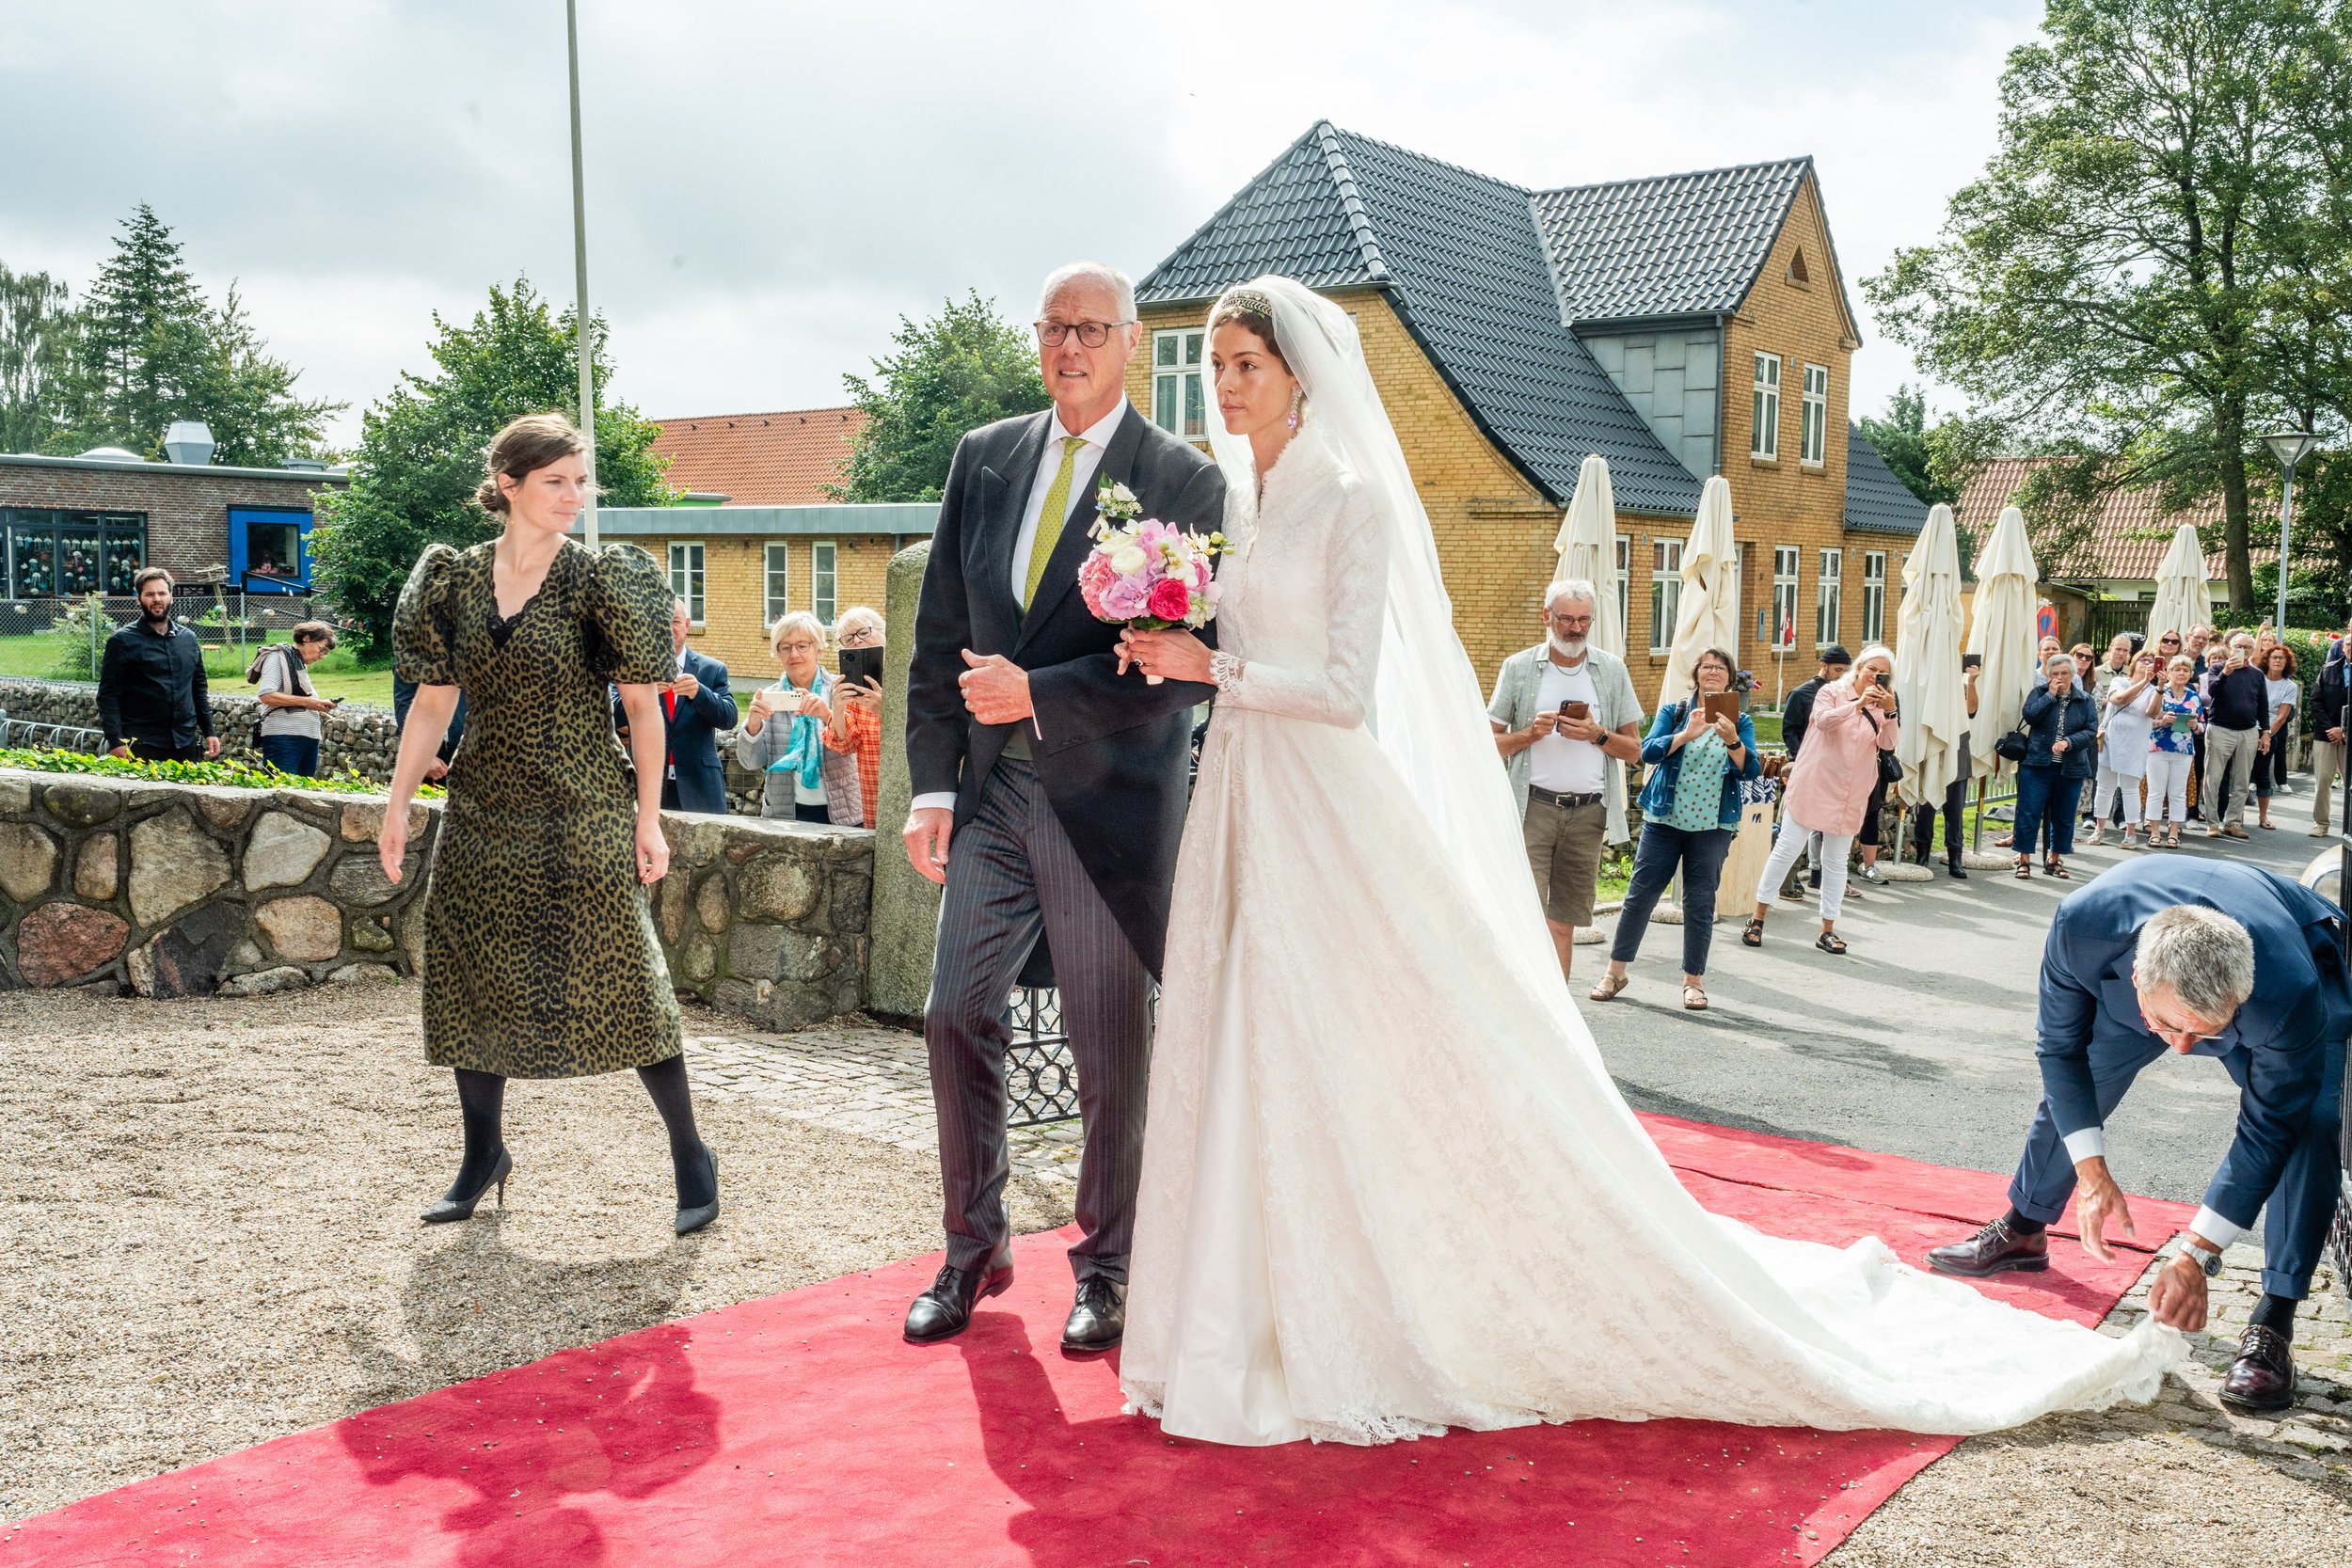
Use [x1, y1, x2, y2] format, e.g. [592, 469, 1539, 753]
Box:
[1659, 475, 1741, 707]
[2146, 522, 2215, 642]
[1894, 503, 1966, 803]
[1964, 504, 2042, 779]
[1551, 454, 1625, 658]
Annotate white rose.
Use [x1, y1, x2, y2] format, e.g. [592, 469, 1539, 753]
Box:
[1110, 482, 1138, 505]
[1110, 546, 1148, 575]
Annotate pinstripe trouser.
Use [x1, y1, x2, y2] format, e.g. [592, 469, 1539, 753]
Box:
[925, 756, 1152, 1284]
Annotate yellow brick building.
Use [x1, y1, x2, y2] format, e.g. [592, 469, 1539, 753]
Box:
[1130, 122, 1926, 705]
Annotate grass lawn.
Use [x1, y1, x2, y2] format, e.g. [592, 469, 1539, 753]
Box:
[0, 629, 396, 707]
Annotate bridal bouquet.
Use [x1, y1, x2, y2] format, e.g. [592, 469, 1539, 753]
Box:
[1078, 480, 1224, 684]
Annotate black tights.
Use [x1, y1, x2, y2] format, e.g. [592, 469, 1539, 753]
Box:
[447, 1057, 712, 1208]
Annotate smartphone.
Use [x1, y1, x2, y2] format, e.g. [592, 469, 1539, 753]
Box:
[1558, 700, 1590, 721]
[1701, 692, 1739, 725]
[839, 645, 884, 689]
[1962, 653, 1982, 672]
[1874, 671, 1891, 689]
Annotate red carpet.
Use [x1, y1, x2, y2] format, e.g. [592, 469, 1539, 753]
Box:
[5, 1115, 2191, 1568]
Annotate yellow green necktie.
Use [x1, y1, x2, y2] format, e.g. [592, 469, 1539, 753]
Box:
[1023, 436, 1086, 610]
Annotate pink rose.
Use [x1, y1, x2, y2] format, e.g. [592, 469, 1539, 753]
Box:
[1147, 578, 1192, 622]
[1104, 579, 1149, 620]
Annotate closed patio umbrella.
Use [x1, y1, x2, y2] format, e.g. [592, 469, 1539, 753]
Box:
[1552, 454, 1625, 658]
[1658, 475, 1740, 708]
[2146, 522, 2214, 643]
[1894, 503, 1966, 834]
[1965, 504, 2041, 780]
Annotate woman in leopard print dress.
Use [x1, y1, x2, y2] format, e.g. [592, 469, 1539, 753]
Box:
[381, 414, 718, 1236]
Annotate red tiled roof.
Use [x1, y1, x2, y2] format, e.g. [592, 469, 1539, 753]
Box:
[1957, 457, 2268, 581]
[650, 406, 866, 505]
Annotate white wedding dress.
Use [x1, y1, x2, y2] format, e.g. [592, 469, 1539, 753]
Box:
[1117, 277, 2182, 1448]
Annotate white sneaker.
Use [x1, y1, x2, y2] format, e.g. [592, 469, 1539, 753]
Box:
[2309, 825, 2333, 836]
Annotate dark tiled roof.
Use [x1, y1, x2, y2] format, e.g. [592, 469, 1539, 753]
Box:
[1530, 160, 1827, 325]
[1844, 424, 1926, 537]
[1137, 123, 1704, 515]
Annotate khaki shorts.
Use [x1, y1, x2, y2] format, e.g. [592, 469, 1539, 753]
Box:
[1523, 792, 1607, 927]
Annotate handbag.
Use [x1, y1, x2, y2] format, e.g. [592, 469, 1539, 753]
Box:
[1994, 720, 2030, 763]
[1876, 745, 1904, 785]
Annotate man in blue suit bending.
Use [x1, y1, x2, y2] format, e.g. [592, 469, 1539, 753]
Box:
[1928, 856, 2349, 1414]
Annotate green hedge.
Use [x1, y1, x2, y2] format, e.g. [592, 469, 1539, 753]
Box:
[0, 747, 443, 799]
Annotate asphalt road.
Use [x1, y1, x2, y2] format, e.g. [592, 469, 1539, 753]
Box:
[1581, 790, 2341, 1212]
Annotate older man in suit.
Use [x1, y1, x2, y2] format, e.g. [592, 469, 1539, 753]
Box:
[615, 598, 738, 815]
[1928, 856, 2350, 1414]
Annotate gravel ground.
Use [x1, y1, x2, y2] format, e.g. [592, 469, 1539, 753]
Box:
[0, 986, 1070, 1525]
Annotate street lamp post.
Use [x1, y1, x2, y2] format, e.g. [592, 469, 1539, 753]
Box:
[2262, 429, 2318, 635]
[565, 0, 599, 549]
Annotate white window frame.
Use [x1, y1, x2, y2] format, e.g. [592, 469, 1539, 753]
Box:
[1817, 547, 1843, 648]
[667, 542, 706, 625]
[1771, 545, 1799, 651]
[1648, 537, 1683, 654]
[1800, 363, 1828, 467]
[1152, 328, 1207, 440]
[1863, 550, 1886, 642]
[811, 541, 838, 626]
[1751, 352, 1780, 460]
[1613, 533, 1630, 641]
[763, 542, 790, 627]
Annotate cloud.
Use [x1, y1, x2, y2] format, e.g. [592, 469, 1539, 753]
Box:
[0, 0, 2037, 444]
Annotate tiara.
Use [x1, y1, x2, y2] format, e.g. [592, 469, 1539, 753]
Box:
[1217, 288, 1279, 320]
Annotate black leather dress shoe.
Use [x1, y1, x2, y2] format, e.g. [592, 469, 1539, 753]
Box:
[1925, 1217, 2049, 1278]
[1061, 1275, 1125, 1354]
[2218, 1325, 2297, 1415]
[903, 1260, 1013, 1344]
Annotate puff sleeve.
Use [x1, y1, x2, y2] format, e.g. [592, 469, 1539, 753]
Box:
[392, 544, 462, 688]
[582, 543, 676, 685]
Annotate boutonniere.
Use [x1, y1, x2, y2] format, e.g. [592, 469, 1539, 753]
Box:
[1095, 478, 1142, 525]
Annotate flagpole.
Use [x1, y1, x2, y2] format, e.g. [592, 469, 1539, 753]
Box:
[566, 0, 599, 549]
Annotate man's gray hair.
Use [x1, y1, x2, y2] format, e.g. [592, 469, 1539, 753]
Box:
[1546, 578, 1598, 612]
[2137, 904, 2256, 1022]
[1039, 261, 1136, 323]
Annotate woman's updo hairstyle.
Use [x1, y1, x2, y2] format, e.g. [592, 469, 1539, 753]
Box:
[1206, 286, 1293, 375]
[477, 413, 589, 515]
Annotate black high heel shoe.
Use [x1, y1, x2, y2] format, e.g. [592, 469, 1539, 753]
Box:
[421, 1148, 511, 1225]
[674, 1146, 719, 1237]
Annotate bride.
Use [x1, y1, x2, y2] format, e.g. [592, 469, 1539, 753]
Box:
[1112, 276, 2182, 1447]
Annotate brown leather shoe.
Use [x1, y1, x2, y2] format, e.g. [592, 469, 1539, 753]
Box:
[1926, 1217, 2050, 1278]
[2218, 1324, 2297, 1415]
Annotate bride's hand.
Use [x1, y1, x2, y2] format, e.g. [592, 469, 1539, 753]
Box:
[1120, 628, 1215, 684]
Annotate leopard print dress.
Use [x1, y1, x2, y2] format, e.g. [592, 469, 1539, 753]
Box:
[393, 538, 683, 1078]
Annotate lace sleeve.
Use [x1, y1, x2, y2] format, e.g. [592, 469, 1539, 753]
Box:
[1215, 482, 1387, 730]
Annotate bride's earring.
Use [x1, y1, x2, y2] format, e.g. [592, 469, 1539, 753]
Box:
[1286, 387, 1303, 431]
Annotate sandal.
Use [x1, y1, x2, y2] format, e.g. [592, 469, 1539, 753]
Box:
[1681, 984, 1708, 1011]
[1588, 973, 1631, 1002]
[1741, 917, 1765, 947]
[2013, 856, 2033, 879]
[1814, 930, 1848, 956]
[2044, 857, 2070, 879]
[2165, 828, 2182, 847]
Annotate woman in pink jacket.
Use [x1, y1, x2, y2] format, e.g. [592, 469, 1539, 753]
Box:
[1744, 643, 1899, 955]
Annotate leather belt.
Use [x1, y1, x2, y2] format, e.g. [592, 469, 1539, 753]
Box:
[1530, 786, 1603, 808]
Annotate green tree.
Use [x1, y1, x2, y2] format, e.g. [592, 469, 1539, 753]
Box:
[310, 276, 672, 652]
[0, 262, 81, 454]
[827, 291, 1047, 501]
[1857, 386, 1964, 507]
[1865, 0, 2328, 610]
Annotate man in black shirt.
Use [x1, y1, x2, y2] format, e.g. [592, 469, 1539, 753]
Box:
[2203, 632, 2268, 840]
[1777, 645, 1850, 892]
[96, 568, 220, 764]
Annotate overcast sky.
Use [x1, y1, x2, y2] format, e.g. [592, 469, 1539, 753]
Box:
[1, 0, 2042, 451]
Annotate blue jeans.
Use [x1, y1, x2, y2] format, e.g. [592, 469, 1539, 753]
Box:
[1609, 820, 1734, 975]
[258, 734, 320, 779]
[2012, 763, 2077, 858]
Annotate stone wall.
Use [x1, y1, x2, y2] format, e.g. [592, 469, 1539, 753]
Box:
[0, 768, 875, 1027]
[0, 678, 404, 779]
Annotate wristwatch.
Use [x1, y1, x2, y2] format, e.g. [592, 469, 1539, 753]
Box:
[2180, 1238, 2224, 1278]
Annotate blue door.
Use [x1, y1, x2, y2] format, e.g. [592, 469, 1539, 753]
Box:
[229, 507, 313, 593]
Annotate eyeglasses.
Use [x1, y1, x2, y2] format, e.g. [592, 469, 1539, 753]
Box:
[776, 640, 820, 655]
[1035, 319, 1132, 348]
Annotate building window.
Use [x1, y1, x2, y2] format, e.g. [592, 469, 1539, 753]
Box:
[1751, 353, 1780, 460]
[1817, 548, 1843, 647]
[1800, 364, 1828, 467]
[1152, 328, 1207, 440]
[668, 542, 706, 624]
[812, 541, 838, 626]
[764, 542, 790, 626]
[1613, 533, 1630, 639]
[1648, 537, 1682, 654]
[1863, 551, 1886, 642]
[1771, 546, 1799, 651]
[230, 507, 311, 593]
[3, 508, 146, 599]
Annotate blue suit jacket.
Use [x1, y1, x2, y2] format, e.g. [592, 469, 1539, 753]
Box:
[614, 646, 738, 815]
[2037, 856, 2350, 1230]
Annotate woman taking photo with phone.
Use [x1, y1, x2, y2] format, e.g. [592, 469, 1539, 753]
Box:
[738, 610, 862, 824]
[1747, 643, 1898, 956]
[2012, 649, 2098, 879]
[825, 605, 886, 829]
[1589, 647, 1757, 1009]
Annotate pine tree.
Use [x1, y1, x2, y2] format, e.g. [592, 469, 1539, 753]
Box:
[72, 203, 210, 451]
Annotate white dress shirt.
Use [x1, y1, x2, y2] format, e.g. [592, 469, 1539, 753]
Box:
[912, 400, 1128, 816]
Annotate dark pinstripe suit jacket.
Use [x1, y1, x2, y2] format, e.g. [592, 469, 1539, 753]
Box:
[907, 404, 1224, 978]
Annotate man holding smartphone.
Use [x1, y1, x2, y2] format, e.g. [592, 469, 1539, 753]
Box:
[1489, 579, 1644, 981]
